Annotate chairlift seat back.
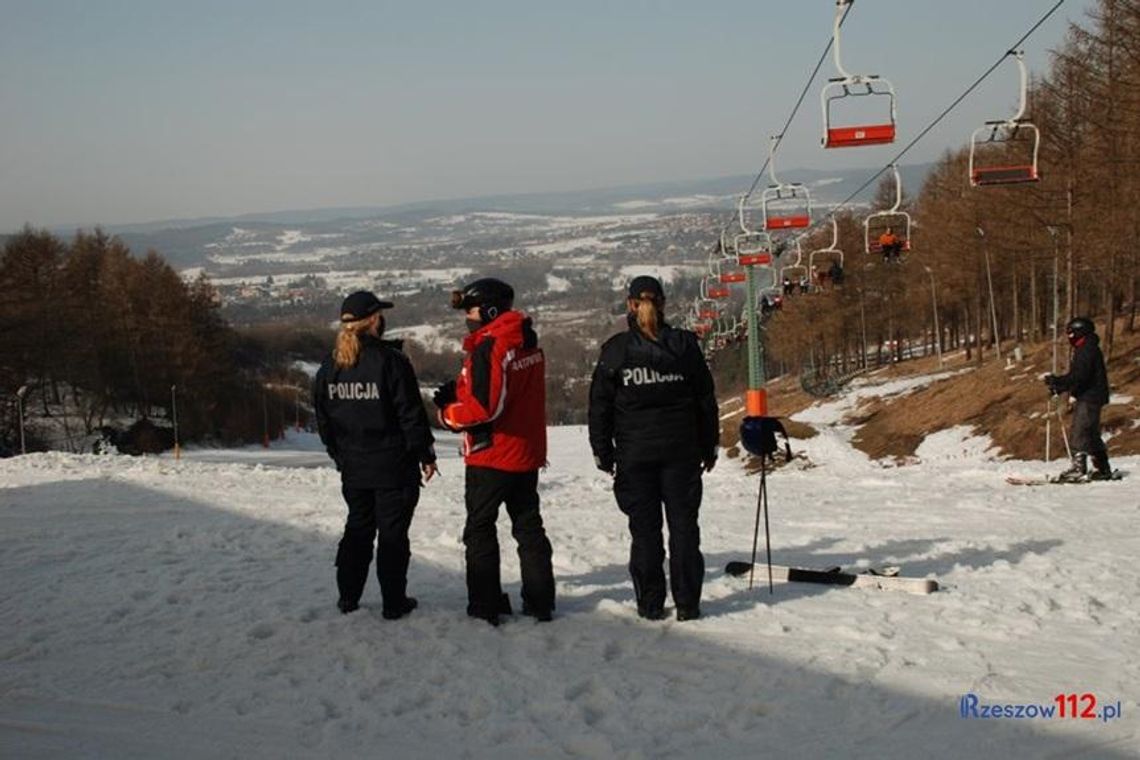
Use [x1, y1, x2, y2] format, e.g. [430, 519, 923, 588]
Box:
[765, 214, 811, 230]
[738, 252, 773, 267]
[825, 123, 895, 149]
[971, 165, 1039, 186]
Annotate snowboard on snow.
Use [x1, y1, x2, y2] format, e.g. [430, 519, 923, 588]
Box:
[724, 561, 939, 594]
[1006, 470, 1124, 486]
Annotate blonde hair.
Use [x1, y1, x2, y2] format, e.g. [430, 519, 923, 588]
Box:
[631, 294, 662, 340]
[333, 312, 381, 369]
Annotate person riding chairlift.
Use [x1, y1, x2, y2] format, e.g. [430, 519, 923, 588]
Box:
[879, 227, 903, 262]
[828, 259, 845, 286]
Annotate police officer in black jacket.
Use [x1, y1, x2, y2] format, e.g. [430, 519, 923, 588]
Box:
[314, 291, 438, 618]
[1044, 316, 1113, 481]
[588, 276, 719, 621]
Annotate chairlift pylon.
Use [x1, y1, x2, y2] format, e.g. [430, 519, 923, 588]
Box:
[969, 51, 1041, 187]
[822, 0, 898, 149]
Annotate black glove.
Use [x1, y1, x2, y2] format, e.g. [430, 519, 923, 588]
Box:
[1043, 374, 1060, 395]
[594, 453, 614, 475]
[433, 381, 457, 409]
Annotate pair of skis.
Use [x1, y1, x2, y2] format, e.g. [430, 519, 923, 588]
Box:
[1006, 470, 1124, 487]
[724, 561, 940, 594]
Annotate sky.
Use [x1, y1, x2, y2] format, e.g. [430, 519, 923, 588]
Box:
[0, 0, 1093, 231]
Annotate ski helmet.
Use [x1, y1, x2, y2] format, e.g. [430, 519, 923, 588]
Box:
[1065, 316, 1095, 340]
[450, 277, 514, 323]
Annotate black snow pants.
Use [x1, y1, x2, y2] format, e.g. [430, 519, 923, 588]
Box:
[463, 466, 555, 617]
[1070, 400, 1108, 458]
[614, 459, 705, 614]
[337, 484, 419, 612]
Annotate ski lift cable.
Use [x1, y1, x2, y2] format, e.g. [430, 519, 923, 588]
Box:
[716, 1, 855, 241]
[822, 0, 1067, 222]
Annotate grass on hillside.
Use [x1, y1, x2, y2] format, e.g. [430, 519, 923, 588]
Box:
[716, 322, 1140, 467]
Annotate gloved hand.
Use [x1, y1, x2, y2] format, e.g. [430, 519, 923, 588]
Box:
[1043, 374, 1060, 395]
[433, 380, 457, 409]
[594, 454, 614, 476]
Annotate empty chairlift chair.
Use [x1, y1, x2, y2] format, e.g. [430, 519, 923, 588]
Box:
[821, 0, 898, 149]
[762, 136, 812, 230]
[701, 274, 731, 300]
[969, 51, 1041, 187]
[734, 195, 776, 267]
[696, 298, 722, 322]
[716, 257, 747, 285]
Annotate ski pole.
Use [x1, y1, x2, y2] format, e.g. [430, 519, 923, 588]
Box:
[748, 462, 762, 591]
[747, 456, 775, 594]
[1059, 408, 1072, 459]
[761, 457, 773, 594]
[1049, 391, 1072, 459]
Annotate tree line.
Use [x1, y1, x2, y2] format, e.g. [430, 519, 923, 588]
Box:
[0, 227, 299, 452]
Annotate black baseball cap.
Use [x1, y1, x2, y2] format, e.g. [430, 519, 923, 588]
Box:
[340, 291, 393, 322]
[628, 275, 665, 301]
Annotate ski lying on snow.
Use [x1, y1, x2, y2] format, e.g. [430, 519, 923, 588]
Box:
[724, 562, 939, 594]
[1006, 470, 1124, 486]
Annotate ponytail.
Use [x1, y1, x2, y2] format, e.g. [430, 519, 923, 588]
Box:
[635, 297, 661, 341]
[333, 313, 382, 369]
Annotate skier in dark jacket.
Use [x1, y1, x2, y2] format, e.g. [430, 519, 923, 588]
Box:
[1044, 316, 1112, 481]
[436, 278, 555, 626]
[588, 276, 719, 621]
[314, 291, 438, 617]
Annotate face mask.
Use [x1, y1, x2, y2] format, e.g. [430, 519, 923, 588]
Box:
[466, 318, 484, 333]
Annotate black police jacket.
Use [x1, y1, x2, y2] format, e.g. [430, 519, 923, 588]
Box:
[313, 336, 436, 488]
[588, 315, 719, 469]
[1054, 334, 1110, 405]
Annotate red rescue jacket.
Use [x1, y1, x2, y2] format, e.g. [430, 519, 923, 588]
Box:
[441, 310, 547, 471]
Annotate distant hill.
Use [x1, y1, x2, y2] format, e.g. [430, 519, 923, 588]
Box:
[28, 163, 933, 269]
[97, 163, 932, 232]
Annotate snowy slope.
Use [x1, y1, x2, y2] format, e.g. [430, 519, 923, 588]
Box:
[2, 380, 1138, 758]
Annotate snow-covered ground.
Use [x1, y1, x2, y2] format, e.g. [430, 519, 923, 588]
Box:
[2, 377, 1138, 758]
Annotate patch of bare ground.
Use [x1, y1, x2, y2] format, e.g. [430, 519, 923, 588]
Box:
[849, 325, 1140, 463]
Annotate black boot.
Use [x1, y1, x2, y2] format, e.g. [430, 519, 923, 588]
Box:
[521, 602, 553, 622]
[637, 604, 666, 621]
[467, 593, 512, 627]
[1056, 453, 1088, 483]
[1089, 453, 1114, 480]
[382, 596, 418, 620]
[676, 606, 701, 622]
